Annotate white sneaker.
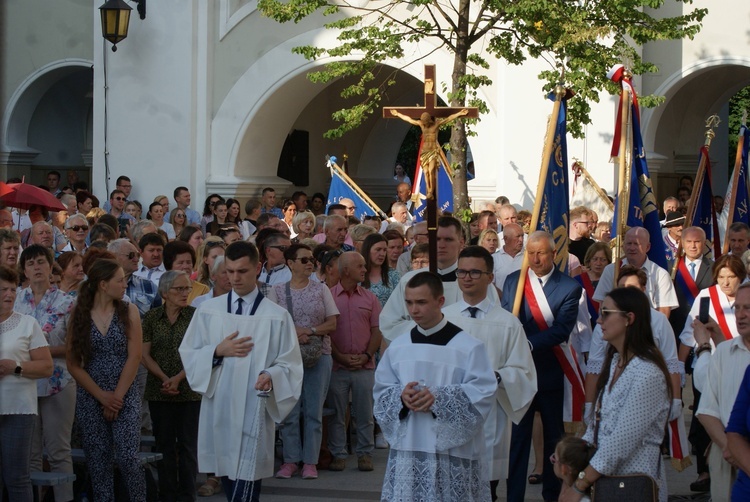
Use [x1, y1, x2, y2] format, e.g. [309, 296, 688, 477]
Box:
[375, 433, 388, 449]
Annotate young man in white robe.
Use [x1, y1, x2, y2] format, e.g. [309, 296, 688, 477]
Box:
[374, 271, 497, 501]
[443, 246, 537, 501]
[179, 241, 303, 502]
[379, 216, 499, 342]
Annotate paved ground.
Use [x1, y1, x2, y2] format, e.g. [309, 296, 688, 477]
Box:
[194, 378, 711, 501]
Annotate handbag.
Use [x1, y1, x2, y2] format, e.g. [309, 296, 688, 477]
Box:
[284, 282, 323, 368]
[589, 387, 659, 502]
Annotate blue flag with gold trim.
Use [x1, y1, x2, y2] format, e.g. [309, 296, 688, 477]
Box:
[611, 105, 669, 270]
[536, 94, 570, 273]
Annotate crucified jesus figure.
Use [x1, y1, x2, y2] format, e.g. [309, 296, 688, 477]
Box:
[390, 109, 469, 199]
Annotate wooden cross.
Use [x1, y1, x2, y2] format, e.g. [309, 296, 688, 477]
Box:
[383, 64, 479, 273]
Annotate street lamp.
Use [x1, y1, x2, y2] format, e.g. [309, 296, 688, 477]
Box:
[99, 0, 132, 52]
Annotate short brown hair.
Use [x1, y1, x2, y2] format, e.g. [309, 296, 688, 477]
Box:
[712, 254, 747, 284]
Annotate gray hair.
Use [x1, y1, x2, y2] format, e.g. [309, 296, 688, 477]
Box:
[315, 214, 326, 233]
[391, 201, 407, 213]
[527, 230, 555, 252]
[61, 194, 76, 207]
[384, 222, 405, 235]
[324, 214, 346, 230]
[32, 221, 52, 232]
[65, 213, 87, 229]
[210, 255, 225, 277]
[107, 238, 133, 254]
[157, 270, 189, 298]
[131, 219, 157, 244]
[0, 227, 20, 245]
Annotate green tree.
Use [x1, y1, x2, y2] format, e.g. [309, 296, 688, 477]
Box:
[259, 0, 707, 213]
[729, 85, 750, 172]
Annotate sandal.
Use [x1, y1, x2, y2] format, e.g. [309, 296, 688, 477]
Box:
[528, 472, 542, 485]
[198, 476, 222, 497]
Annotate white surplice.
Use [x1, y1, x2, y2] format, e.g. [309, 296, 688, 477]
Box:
[379, 267, 500, 342]
[373, 319, 497, 501]
[179, 295, 303, 481]
[443, 303, 537, 480]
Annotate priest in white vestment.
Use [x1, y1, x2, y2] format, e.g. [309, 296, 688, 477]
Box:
[179, 241, 303, 501]
[443, 246, 537, 501]
[374, 271, 497, 501]
[379, 216, 499, 342]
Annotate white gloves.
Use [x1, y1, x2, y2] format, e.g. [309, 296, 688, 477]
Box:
[669, 399, 683, 422]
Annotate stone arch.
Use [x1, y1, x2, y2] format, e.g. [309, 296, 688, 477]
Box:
[209, 27, 493, 205]
[641, 57, 750, 196]
[1, 59, 93, 179]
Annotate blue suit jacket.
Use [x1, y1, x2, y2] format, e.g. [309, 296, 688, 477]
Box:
[502, 269, 582, 392]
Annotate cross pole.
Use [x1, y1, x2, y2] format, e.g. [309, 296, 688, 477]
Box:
[383, 64, 479, 273]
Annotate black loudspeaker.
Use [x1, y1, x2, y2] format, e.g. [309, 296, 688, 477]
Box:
[277, 130, 309, 186]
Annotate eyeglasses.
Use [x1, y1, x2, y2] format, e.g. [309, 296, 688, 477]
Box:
[600, 308, 627, 320]
[269, 245, 289, 252]
[113, 197, 125, 201]
[119, 252, 138, 259]
[175, 213, 186, 218]
[411, 258, 429, 267]
[363, 215, 380, 221]
[170, 286, 193, 294]
[294, 257, 316, 265]
[456, 269, 491, 279]
[67, 225, 89, 232]
[205, 241, 226, 250]
[575, 221, 591, 226]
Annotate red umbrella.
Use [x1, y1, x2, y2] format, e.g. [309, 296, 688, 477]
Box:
[0, 182, 66, 212]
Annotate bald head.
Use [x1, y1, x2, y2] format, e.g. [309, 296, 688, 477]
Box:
[498, 205, 518, 226]
[338, 250, 366, 284]
[623, 227, 650, 266]
[502, 223, 524, 256]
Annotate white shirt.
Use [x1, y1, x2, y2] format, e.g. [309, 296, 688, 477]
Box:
[454, 297, 495, 320]
[133, 263, 166, 287]
[231, 288, 260, 315]
[257, 263, 292, 286]
[492, 247, 523, 290]
[679, 286, 738, 351]
[593, 258, 679, 310]
[695, 337, 750, 423]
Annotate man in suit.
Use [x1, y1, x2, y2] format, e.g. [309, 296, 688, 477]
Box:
[501, 231, 582, 502]
[673, 226, 715, 493]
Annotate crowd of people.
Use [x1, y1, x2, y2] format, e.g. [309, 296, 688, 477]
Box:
[1, 169, 750, 502]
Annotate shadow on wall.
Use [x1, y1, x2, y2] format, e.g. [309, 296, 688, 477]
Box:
[510, 161, 536, 208]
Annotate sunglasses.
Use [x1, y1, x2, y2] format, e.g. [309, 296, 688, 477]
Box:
[114, 197, 125, 201]
[175, 213, 186, 218]
[294, 257, 316, 265]
[600, 308, 627, 320]
[205, 241, 226, 249]
[68, 225, 89, 232]
[269, 245, 289, 252]
[119, 252, 138, 260]
[319, 249, 343, 268]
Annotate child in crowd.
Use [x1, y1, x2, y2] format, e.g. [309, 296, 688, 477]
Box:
[553, 437, 596, 502]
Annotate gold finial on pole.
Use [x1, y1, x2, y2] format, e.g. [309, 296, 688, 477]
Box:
[704, 114, 720, 147]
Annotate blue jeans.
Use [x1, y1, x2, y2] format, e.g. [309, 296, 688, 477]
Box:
[221, 477, 261, 502]
[278, 354, 332, 465]
[0, 414, 34, 502]
[327, 368, 374, 458]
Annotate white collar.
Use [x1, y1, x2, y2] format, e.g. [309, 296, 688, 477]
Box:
[416, 315, 448, 336]
[437, 262, 458, 275]
[456, 296, 495, 316]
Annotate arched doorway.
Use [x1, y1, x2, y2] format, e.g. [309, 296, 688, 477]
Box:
[1, 60, 93, 187]
[643, 59, 750, 202]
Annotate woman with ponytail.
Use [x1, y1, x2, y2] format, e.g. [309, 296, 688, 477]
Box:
[67, 259, 146, 501]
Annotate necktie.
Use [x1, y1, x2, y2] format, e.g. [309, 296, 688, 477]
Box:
[539, 278, 544, 286]
[689, 262, 696, 281]
[235, 297, 244, 315]
[467, 307, 479, 318]
[147, 268, 154, 280]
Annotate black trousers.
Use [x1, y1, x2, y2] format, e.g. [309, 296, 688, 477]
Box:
[149, 400, 201, 502]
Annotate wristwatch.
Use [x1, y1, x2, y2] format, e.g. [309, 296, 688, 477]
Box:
[310, 327, 317, 334]
[14, 362, 22, 377]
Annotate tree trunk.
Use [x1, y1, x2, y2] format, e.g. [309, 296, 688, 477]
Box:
[450, 0, 471, 219]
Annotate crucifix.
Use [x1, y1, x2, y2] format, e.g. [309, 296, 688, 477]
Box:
[383, 64, 479, 273]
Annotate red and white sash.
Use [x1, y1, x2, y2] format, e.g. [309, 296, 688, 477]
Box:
[707, 285, 734, 340]
[668, 416, 692, 472]
[524, 270, 585, 428]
